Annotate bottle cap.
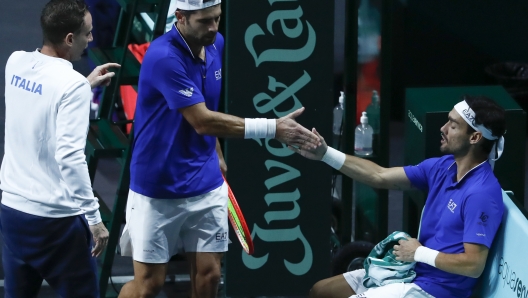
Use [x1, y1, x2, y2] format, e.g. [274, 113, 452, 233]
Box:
[339, 91, 344, 104]
[360, 111, 368, 124]
[372, 90, 379, 104]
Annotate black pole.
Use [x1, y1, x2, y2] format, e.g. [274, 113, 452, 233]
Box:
[341, 0, 359, 245]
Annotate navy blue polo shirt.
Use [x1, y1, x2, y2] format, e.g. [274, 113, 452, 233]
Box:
[404, 155, 503, 298]
[130, 25, 224, 198]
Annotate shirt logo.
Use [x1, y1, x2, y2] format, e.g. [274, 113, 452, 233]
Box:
[447, 199, 457, 213]
[10, 74, 43, 95]
[178, 87, 194, 97]
[215, 68, 222, 80]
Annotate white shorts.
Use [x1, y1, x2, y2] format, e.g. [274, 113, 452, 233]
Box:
[120, 183, 229, 263]
[344, 269, 434, 298]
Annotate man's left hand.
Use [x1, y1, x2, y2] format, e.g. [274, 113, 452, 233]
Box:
[89, 222, 109, 257]
[393, 237, 422, 262]
[289, 128, 327, 160]
[87, 63, 121, 89]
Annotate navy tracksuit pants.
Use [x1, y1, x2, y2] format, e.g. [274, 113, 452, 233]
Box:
[0, 204, 99, 298]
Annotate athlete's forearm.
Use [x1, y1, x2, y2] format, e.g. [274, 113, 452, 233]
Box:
[434, 252, 486, 278]
[193, 110, 246, 138]
[330, 152, 410, 190]
[182, 103, 317, 150]
[338, 154, 387, 187]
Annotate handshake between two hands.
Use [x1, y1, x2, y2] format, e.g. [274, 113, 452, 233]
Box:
[273, 107, 328, 160]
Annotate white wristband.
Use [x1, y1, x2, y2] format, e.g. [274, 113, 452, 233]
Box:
[267, 119, 276, 139]
[321, 147, 346, 170]
[414, 246, 439, 267]
[245, 118, 276, 139]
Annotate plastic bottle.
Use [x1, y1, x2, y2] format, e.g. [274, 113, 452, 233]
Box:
[332, 91, 345, 148]
[333, 91, 345, 135]
[354, 111, 373, 156]
[365, 90, 380, 134]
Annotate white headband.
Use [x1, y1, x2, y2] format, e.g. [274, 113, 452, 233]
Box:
[454, 100, 504, 168]
[176, 0, 221, 11]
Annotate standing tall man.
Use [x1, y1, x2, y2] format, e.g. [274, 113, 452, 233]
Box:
[292, 96, 506, 298]
[118, 0, 320, 297]
[1, 0, 118, 297]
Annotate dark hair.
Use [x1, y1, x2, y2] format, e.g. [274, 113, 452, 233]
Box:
[464, 95, 506, 155]
[41, 0, 89, 46]
[177, 9, 195, 21]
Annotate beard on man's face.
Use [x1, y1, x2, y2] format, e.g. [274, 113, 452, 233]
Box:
[201, 32, 217, 46]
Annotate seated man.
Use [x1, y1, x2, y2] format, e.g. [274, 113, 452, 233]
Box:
[292, 95, 506, 298]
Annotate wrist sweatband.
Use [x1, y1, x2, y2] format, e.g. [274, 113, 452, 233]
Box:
[245, 118, 276, 139]
[414, 246, 439, 267]
[321, 147, 346, 170]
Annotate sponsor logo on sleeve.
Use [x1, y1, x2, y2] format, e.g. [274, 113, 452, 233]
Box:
[447, 199, 457, 213]
[178, 87, 194, 97]
[478, 212, 489, 226]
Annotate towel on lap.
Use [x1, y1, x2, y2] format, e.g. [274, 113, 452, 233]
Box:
[362, 231, 416, 288]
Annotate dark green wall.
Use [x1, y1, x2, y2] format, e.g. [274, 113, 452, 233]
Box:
[408, 0, 528, 62]
[391, 0, 528, 120]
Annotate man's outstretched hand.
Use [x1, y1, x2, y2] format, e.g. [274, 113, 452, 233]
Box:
[275, 107, 321, 150]
[289, 128, 328, 160]
[87, 63, 121, 89]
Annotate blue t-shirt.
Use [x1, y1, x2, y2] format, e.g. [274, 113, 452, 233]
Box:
[404, 155, 503, 298]
[130, 25, 224, 198]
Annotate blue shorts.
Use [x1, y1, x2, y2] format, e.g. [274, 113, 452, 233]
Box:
[0, 204, 99, 298]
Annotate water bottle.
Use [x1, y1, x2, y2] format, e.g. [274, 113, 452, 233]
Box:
[355, 111, 373, 156]
[365, 90, 380, 134]
[332, 91, 345, 148]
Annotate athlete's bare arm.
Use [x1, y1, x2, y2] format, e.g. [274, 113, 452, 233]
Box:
[291, 128, 412, 190]
[179, 103, 321, 151]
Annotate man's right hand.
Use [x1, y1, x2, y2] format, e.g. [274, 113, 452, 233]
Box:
[89, 222, 109, 257]
[289, 128, 328, 160]
[275, 107, 321, 150]
[87, 63, 121, 89]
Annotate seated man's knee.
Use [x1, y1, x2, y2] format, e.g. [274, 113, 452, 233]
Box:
[310, 279, 328, 298]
